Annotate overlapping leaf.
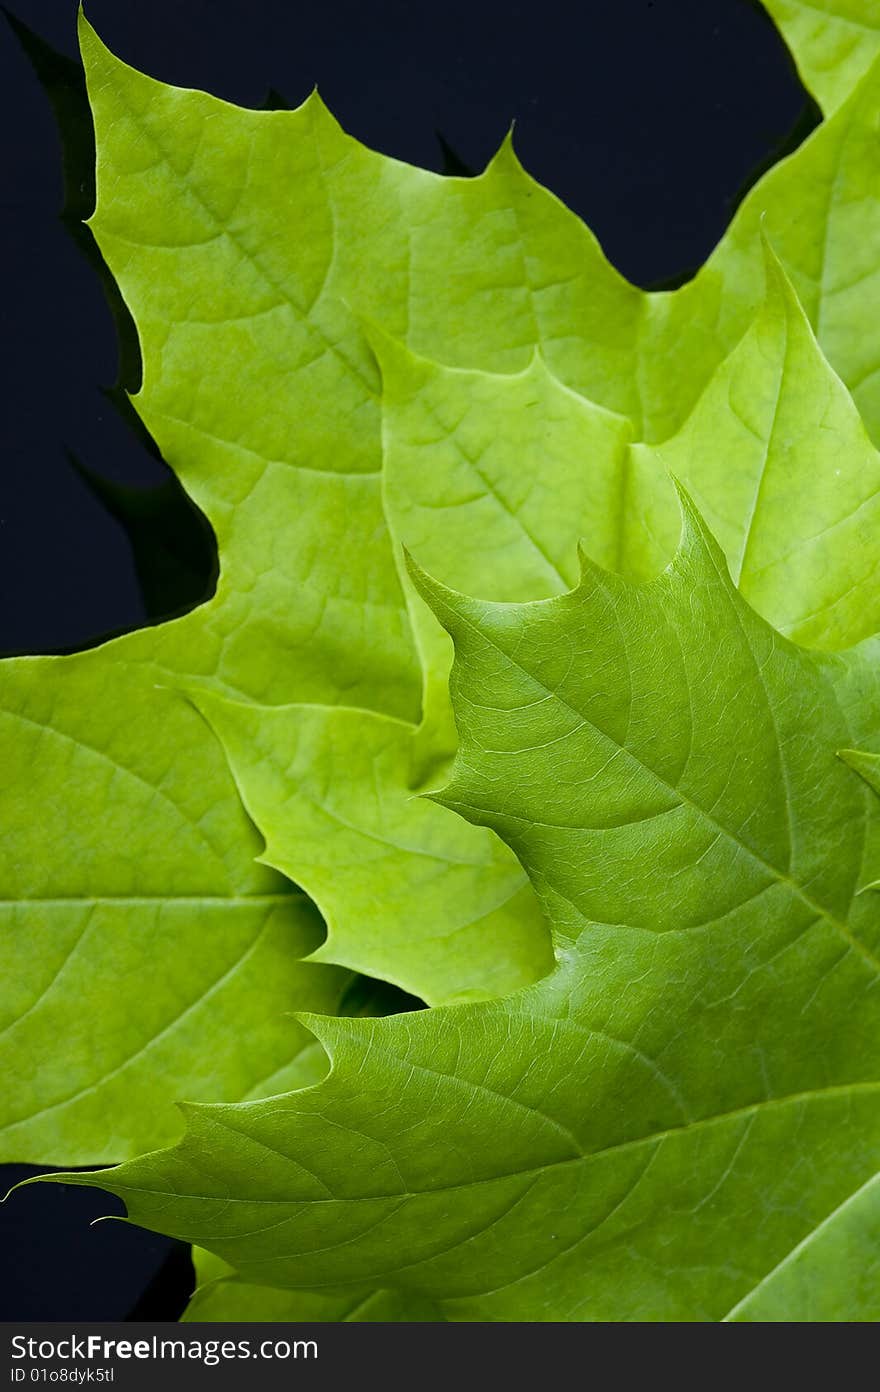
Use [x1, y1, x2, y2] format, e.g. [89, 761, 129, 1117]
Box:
[211, 241, 880, 1017]
[0, 639, 346, 1163]
[35, 8, 880, 1030]
[43, 500, 880, 1319]
[724, 1170, 880, 1320]
[8, 3, 880, 1321]
[382, 244, 880, 654]
[79, 10, 880, 463]
[192, 694, 551, 1005]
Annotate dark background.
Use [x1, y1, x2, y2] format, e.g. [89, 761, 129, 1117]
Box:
[1, 0, 810, 1320]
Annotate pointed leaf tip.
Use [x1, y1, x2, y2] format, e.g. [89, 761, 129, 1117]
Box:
[77, 5, 102, 55]
[403, 550, 475, 641]
[668, 473, 705, 546]
[839, 748, 880, 797]
[484, 123, 526, 179]
[757, 232, 808, 326]
[402, 545, 436, 598]
[291, 1009, 356, 1063]
[575, 537, 608, 587]
[758, 221, 784, 276]
[358, 315, 415, 390]
[301, 86, 343, 130]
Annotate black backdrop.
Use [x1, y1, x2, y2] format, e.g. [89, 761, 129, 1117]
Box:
[1, 0, 810, 1321]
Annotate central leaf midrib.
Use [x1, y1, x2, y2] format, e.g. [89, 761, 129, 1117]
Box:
[111, 1078, 880, 1213]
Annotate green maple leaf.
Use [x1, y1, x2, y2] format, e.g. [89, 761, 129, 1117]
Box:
[206, 243, 880, 1015]
[382, 243, 880, 655]
[62, 14, 554, 1009]
[9, 5, 880, 1319]
[76, 16, 421, 718]
[17, 11, 874, 1047]
[40, 497, 880, 1320]
[78, 10, 880, 451]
